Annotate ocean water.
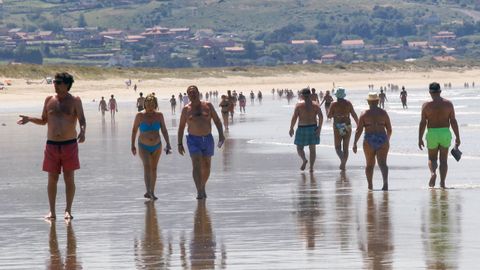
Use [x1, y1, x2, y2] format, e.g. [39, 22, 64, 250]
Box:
[0, 86, 479, 269]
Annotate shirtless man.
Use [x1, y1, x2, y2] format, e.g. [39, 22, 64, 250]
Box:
[327, 87, 359, 170]
[18, 72, 86, 220]
[311, 88, 319, 103]
[108, 94, 118, 119]
[98, 96, 107, 116]
[178, 85, 225, 199]
[289, 88, 323, 172]
[353, 92, 392, 191]
[137, 92, 145, 112]
[418, 82, 460, 189]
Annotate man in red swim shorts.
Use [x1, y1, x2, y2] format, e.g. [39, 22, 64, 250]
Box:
[18, 72, 86, 220]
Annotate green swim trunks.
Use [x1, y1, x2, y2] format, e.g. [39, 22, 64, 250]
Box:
[426, 127, 452, 149]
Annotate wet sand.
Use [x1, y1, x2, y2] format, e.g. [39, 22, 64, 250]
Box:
[1, 84, 480, 269]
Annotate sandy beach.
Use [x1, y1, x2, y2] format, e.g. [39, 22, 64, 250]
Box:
[1, 68, 480, 269]
[1, 68, 480, 106]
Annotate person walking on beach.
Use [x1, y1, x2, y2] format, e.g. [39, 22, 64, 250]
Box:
[400, 86, 408, 109]
[311, 88, 319, 103]
[327, 87, 359, 170]
[238, 92, 246, 114]
[353, 93, 392, 191]
[170, 95, 177, 115]
[219, 95, 231, 131]
[319, 90, 334, 118]
[99, 96, 107, 117]
[418, 82, 460, 189]
[182, 93, 189, 106]
[137, 92, 145, 112]
[379, 89, 387, 109]
[131, 94, 171, 200]
[17, 72, 86, 220]
[108, 94, 118, 119]
[227, 90, 236, 121]
[178, 85, 225, 199]
[289, 88, 323, 172]
[257, 90, 263, 104]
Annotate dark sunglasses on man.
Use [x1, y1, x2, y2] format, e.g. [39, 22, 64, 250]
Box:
[53, 80, 63, 85]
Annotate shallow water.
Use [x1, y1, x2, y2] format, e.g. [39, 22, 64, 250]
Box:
[1, 86, 480, 269]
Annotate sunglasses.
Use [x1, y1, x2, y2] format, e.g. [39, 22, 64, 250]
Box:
[53, 80, 64, 85]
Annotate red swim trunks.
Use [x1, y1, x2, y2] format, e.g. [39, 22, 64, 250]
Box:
[43, 139, 80, 174]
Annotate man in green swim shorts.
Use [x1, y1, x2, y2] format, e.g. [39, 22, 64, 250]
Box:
[418, 82, 461, 188]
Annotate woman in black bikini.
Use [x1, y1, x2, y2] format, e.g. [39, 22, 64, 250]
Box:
[219, 95, 231, 131]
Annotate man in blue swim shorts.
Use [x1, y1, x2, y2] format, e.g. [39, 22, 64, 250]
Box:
[289, 88, 323, 172]
[178, 85, 225, 199]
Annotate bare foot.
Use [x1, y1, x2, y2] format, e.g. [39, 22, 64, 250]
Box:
[64, 212, 73, 220]
[382, 184, 388, 191]
[368, 182, 373, 190]
[309, 166, 314, 172]
[144, 193, 151, 199]
[44, 213, 56, 220]
[440, 180, 446, 189]
[300, 159, 308, 171]
[339, 162, 346, 171]
[196, 193, 205, 200]
[149, 193, 158, 200]
[429, 173, 437, 188]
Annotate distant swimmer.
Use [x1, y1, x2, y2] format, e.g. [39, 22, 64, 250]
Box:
[319, 90, 334, 118]
[17, 72, 86, 220]
[418, 82, 461, 189]
[131, 94, 171, 200]
[137, 92, 145, 112]
[379, 89, 387, 109]
[327, 87, 359, 170]
[289, 88, 323, 172]
[400, 86, 408, 109]
[178, 85, 225, 199]
[219, 95, 231, 131]
[108, 94, 118, 120]
[353, 92, 392, 191]
[99, 96, 107, 116]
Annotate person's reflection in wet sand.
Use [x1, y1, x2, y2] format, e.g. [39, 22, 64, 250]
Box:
[296, 172, 323, 250]
[180, 233, 188, 270]
[47, 221, 81, 270]
[134, 201, 165, 269]
[358, 192, 394, 270]
[171, 118, 177, 128]
[335, 171, 353, 250]
[422, 190, 461, 270]
[222, 137, 233, 172]
[101, 117, 106, 135]
[190, 200, 216, 269]
[110, 120, 117, 137]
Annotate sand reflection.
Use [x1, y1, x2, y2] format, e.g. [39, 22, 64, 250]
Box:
[335, 171, 353, 250]
[422, 190, 461, 269]
[296, 172, 324, 250]
[357, 192, 394, 269]
[190, 200, 217, 269]
[134, 202, 166, 269]
[47, 221, 81, 270]
[222, 137, 234, 171]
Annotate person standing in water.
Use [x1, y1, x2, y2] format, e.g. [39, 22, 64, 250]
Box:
[178, 85, 225, 199]
[108, 94, 118, 120]
[131, 94, 171, 200]
[418, 82, 461, 189]
[327, 87, 359, 170]
[353, 93, 392, 191]
[99, 96, 107, 117]
[17, 72, 86, 220]
[289, 88, 323, 172]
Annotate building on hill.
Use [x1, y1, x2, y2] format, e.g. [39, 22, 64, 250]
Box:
[291, 39, 318, 46]
[433, 55, 456, 62]
[341, 39, 365, 49]
[321, 53, 337, 64]
[408, 41, 429, 49]
[63, 27, 99, 40]
[432, 31, 456, 43]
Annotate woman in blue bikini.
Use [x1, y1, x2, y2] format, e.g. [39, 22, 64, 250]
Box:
[352, 92, 392, 191]
[131, 94, 171, 200]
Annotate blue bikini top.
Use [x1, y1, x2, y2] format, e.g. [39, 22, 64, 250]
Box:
[139, 121, 161, 133]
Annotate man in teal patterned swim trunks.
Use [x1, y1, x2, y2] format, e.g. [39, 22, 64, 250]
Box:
[418, 82, 461, 188]
[289, 88, 323, 172]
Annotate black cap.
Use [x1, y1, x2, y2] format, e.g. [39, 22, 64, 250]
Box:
[429, 82, 441, 93]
